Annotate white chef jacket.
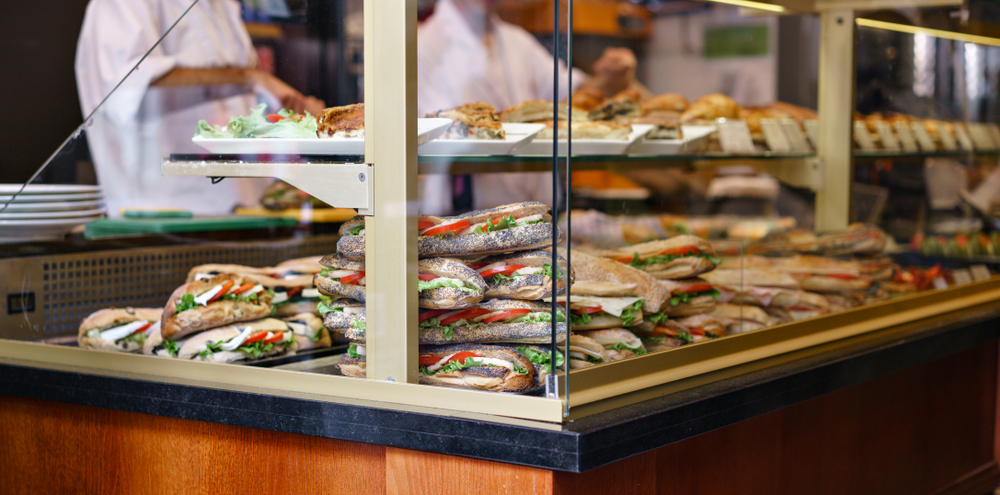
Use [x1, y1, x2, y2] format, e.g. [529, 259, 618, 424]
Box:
[76, 0, 271, 216]
[417, 0, 586, 215]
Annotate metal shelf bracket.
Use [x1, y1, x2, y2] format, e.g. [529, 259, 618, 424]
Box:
[161, 159, 375, 216]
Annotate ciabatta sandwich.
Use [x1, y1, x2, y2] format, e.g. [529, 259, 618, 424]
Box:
[566, 335, 611, 368]
[176, 318, 298, 363]
[708, 304, 781, 334]
[78, 307, 163, 353]
[599, 236, 720, 279]
[567, 249, 670, 313]
[282, 313, 332, 350]
[161, 274, 273, 341]
[551, 280, 645, 330]
[659, 279, 720, 316]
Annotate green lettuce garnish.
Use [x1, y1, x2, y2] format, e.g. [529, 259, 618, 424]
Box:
[507, 311, 565, 324]
[348, 225, 364, 236]
[350, 320, 366, 333]
[628, 251, 722, 270]
[417, 278, 480, 294]
[420, 356, 483, 375]
[570, 311, 592, 326]
[175, 293, 197, 313]
[347, 343, 364, 358]
[648, 311, 669, 325]
[120, 332, 147, 344]
[669, 288, 721, 306]
[619, 300, 645, 326]
[195, 104, 318, 139]
[516, 347, 565, 373]
[610, 342, 647, 355]
[512, 363, 529, 376]
[162, 339, 180, 357]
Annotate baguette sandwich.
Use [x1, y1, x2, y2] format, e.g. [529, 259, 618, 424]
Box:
[314, 254, 367, 302]
[282, 313, 332, 350]
[187, 262, 326, 316]
[576, 328, 647, 361]
[552, 280, 645, 330]
[160, 274, 273, 341]
[337, 202, 561, 260]
[659, 279, 720, 316]
[731, 255, 873, 292]
[142, 323, 187, 358]
[708, 303, 781, 334]
[417, 299, 567, 345]
[176, 318, 297, 363]
[78, 307, 163, 353]
[567, 249, 670, 313]
[417, 258, 487, 309]
[566, 335, 611, 368]
[599, 235, 721, 279]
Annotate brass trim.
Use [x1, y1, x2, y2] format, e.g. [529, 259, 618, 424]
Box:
[567, 277, 1000, 409]
[0, 340, 565, 424]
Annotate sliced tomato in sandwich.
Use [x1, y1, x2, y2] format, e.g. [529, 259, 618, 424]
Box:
[825, 273, 859, 280]
[419, 309, 450, 323]
[440, 308, 491, 325]
[673, 283, 713, 295]
[418, 273, 439, 282]
[571, 306, 604, 315]
[421, 221, 470, 237]
[340, 272, 366, 285]
[482, 308, 531, 323]
[479, 265, 524, 279]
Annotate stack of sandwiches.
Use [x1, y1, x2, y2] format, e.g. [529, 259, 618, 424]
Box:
[330, 202, 572, 393]
[78, 256, 337, 361]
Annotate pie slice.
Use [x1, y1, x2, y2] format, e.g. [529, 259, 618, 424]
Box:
[537, 120, 631, 140]
[317, 103, 364, 138]
[426, 102, 506, 140]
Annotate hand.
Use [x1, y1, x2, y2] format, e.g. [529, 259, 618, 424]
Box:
[250, 70, 309, 113]
[591, 48, 637, 96]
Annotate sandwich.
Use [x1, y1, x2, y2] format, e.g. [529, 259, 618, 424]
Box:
[634, 314, 726, 345]
[588, 99, 642, 122]
[553, 280, 645, 330]
[627, 111, 681, 140]
[537, 120, 631, 140]
[570, 88, 606, 111]
[160, 274, 273, 341]
[176, 318, 297, 363]
[417, 299, 567, 345]
[576, 328, 646, 361]
[317, 103, 364, 138]
[425, 102, 505, 140]
[142, 324, 187, 358]
[499, 99, 589, 123]
[417, 258, 487, 309]
[566, 335, 611, 368]
[188, 261, 327, 317]
[660, 279, 720, 316]
[282, 313, 332, 350]
[260, 181, 328, 210]
[599, 235, 721, 279]
[337, 342, 367, 378]
[314, 254, 366, 302]
[700, 269, 800, 291]
[567, 249, 670, 313]
[338, 202, 561, 260]
[320, 299, 365, 333]
[733, 255, 874, 292]
[466, 250, 571, 301]
[418, 343, 537, 393]
[708, 304, 781, 334]
[78, 307, 163, 353]
[510, 344, 565, 381]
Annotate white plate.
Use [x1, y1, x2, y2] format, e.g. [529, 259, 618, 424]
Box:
[0, 184, 102, 195]
[0, 207, 106, 220]
[628, 125, 718, 155]
[417, 123, 546, 155]
[0, 215, 104, 243]
[0, 193, 105, 203]
[191, 118, 453, 155]
[0, 200, 106, 213]
[515, 124, 656, 156]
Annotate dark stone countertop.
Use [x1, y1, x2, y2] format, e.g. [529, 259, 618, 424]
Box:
[2, 301, 999, 473]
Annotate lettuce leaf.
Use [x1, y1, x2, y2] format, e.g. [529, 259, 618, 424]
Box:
[512, 363, 529, 376]
[610, 341, 647, 355]
[619, 300, 645, 326]
[348, 225, 364, 236]
[420, 356, 483, 375]
[669, 288, 721, 306]
[648, 311, 669, 325]
[507, 311, 565, 324]
[175, 293, 197, 313]
[570, 311, 592, 326]
[195, 120, 231, 138]
[628, 252, 722, 269]
[417, 278, 480, 294]
[516, 346, 564, 373]
[162, 339, 179, 357]
[347, 343, 364, 358]
[195, 104, 318, 139]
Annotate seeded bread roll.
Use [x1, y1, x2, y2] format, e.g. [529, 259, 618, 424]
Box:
[160, 274, 273, 341]
[337, 353, 367, 378]
[314, 254, 367, 302]
[321, 300, 365, 333]
[474, 251, 572, 301]
[419, 258, 487, 309]
[418, 300, 567, 345]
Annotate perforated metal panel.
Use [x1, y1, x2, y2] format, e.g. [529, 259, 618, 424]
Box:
[1, 236, 338, 341]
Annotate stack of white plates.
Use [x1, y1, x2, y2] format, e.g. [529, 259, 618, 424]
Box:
[0, 184, 107, 243]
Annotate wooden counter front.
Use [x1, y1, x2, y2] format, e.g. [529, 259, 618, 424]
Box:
[2, 342, 997, 494]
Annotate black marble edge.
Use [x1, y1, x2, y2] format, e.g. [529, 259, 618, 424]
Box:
[566, 304, 1000, 471]
[1, 304, 998, 473]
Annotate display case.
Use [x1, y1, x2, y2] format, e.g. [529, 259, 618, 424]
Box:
[4, 0, 1000, 487]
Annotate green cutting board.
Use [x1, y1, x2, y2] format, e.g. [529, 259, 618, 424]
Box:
[84, 216, 297, 239]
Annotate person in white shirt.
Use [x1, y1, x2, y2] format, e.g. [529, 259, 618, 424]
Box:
[75, 0, 325, 216]
[417, 0, 643, 214]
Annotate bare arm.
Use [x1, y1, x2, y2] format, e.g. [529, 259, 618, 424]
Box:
[152, 68, 325, 114]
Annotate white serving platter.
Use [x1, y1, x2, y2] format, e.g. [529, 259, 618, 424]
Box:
[191, 118, 453, 155]
[627, 125, 718, 155]
[0, 193, 105, 203]
[0, 207, 107, 220]
[0, 184, 102, 195]
[0, 199, 106, 213]
[515, 124, 655, 156]
[417, 123, 546, 156]
[0, 215, 104, 243]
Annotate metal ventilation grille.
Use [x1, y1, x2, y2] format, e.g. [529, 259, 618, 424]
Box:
[2, 236, 338, 341]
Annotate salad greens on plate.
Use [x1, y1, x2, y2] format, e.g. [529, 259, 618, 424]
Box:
[195, 104, 318, 139]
